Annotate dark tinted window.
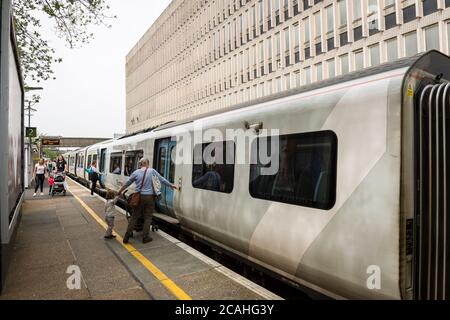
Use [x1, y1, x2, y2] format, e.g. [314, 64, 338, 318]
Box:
[327, 37, 335, 51]
[385, 12, 396, 30]
[124, 150, 143, 176]
[192, 141, 235, 193]
[249, 131, 337, 210]
[423, 0, 438, 16]
[304, 47, 311, 59]
[109, 153, 122, 175]
[353, 26, 363, 41]
[303, 0, 310, 10]
[403, 5, 416, 23]
[340, 32, 348, 46]
[446, 0, 450, 7]
[315, 42, 322, 55]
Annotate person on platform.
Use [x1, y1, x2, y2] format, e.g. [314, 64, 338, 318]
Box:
[117, 158, 177, 244]
[104, 190, 120, 239]
[89, 161, 101, 197]
[33, 159, 47, 197]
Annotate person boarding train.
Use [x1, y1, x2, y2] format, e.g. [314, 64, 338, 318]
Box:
[117, 158, 177, 244]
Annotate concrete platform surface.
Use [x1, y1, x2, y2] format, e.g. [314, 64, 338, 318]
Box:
[0, 178, 281, 300]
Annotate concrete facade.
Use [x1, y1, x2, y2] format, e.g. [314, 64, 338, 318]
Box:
[126, 0, 450, 133]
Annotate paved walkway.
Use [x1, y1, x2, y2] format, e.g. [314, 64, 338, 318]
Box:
[0, 182, 150, 300]
[0, 178, 280, 300]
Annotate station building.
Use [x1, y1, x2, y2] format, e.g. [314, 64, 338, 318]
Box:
[126, 0, 450, 134]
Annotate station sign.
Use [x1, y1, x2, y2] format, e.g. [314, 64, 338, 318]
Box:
[42, 138, 61, 146]
[25, 127, 37, 138]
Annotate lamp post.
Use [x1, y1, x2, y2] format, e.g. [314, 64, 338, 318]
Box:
[24, 87, 43, 188]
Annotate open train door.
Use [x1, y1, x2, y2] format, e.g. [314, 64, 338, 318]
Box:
[154, 138, 176, 217]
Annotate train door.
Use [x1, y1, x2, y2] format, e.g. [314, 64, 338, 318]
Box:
[99, 148, 107, 173]
[75, 154, 78, 176]
[154, 138, 176, 216]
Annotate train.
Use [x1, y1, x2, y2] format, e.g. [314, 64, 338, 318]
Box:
[65, 50, 450, 300]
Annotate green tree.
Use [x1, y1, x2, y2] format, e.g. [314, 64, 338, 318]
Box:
[13, 0, 115, 86]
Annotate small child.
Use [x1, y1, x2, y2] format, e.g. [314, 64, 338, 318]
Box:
[48, 174, 54, 195]
[104, 190, 119, 239]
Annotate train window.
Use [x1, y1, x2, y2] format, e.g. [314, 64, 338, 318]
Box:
[87, 155, 92, 167]
[192, 141, 235, 194]
[109, 153, 123, 175]
[78, 155, 84, 168]
[169, 146, 175, 183]
[124, 150, 143, 176]
[249, 131, 337, 210]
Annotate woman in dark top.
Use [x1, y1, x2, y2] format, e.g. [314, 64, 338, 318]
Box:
[56, 155, 67, 173]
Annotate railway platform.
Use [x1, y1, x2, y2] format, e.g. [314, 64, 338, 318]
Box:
[0, 179, 281, 300]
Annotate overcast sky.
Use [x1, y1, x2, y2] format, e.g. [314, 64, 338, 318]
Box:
[31, 0, 172, 139]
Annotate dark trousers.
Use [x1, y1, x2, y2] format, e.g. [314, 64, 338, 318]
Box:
[126, 195, 155, 239]
[91, 177, 98, 195]
[34, 174, 45, 193]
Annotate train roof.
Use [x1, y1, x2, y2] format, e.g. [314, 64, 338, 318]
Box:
[122, 50, 450, 137]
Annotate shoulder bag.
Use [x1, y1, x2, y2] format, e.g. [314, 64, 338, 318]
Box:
[129, 168, 148, 209]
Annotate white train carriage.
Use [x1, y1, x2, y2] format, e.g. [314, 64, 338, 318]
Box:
[65, 51, 450, 300]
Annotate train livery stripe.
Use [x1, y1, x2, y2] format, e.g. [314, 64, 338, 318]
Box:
[69, 191, 192, 300]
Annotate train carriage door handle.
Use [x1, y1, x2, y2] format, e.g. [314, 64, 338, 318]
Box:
[178, 177, 182, 191]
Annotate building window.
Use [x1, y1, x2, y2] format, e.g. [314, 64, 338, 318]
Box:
[403, 5, 416, 24]
[369, 44, 380, 66]
[327, 38, 335, 51]
[314, 11, 321, 39]
[294, 70, 301, 87]
[259, 0, 264, 33]
[293, 0, 300, 15]
[274, 0, 281, 25]
[354, 50, 364, 70]
[404, 31, 418, 56]
[353, 26, 363, 41]
[192, 141, 235, 194]
[284, 0, 290, 20]
[338, 0, 347, 26]
[353, 0, 362, 20]
[340, 54, 349, 74]
[315, 42, 322, 55]
[446, 0, 450, 7]
[304, 46, 311, 59]
[424, 24, 439, 50]
[327, 58, 335, 78]
[293, 23, 300, 63]
[109, 153, 123, 175]
[303, 67, 311, 84]
[316, 63, 323, 81]
[303, 0, 310, 10]
[447, 23, 450, 53]
[423, 0, 438, 16]
[385, 12, 396, 30]
[304, 17, 310, 42]
[124, 150, 144, 176]
[267, 0, 273, 29]
[284, 73, 291, 90]
[385, 0, 395, 6]
[249, 131, 338, 210]
[326, 5, 334, 33]
[340, 32, 348, 46]
[386, 37, 398, 61]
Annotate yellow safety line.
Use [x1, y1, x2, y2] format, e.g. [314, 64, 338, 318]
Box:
[69, 190, 192, 300]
